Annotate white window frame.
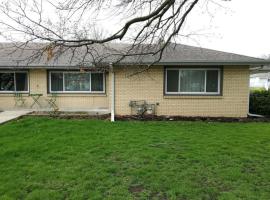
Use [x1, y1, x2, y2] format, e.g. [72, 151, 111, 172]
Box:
[0, 71, 29, 93]
[165, 68, 221, 95]
[49, 71, 105, 93]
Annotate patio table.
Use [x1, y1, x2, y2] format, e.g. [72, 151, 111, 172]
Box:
[30, 94, 43, 108]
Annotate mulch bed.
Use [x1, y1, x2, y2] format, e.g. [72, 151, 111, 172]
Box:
[28, 111, 110, 120]
[27, 112, 270, 122]
[115, 115, 270, 122]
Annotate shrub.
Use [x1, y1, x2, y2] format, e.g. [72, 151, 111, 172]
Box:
[250, 87, 267, 93]
[250, 90, 270, 116]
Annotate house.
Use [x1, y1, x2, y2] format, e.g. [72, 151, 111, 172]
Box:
[250, 73, 270, 90]
[0, 43, 270, 120]
[250, 66, 270, 90]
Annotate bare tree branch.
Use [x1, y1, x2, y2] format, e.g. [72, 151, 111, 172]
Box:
[0, 0, 230, 71]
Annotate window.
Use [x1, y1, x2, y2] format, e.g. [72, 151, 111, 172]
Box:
[165, 68, 221, 95]
[51, 73, 63, 91]
[91, 73, 104, 91]
[49, 71, 105, 93]
[0, 71, 28, 93]
[65, 73, 90, 91]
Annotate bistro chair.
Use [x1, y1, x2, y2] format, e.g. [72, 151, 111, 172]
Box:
[46, 93, 59, 112]
[14, 93, 26, 107]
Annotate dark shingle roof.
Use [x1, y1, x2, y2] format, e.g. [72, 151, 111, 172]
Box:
[0, 42, 268, 68]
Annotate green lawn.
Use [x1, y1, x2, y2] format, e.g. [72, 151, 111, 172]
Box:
[0, 117, 269, 200]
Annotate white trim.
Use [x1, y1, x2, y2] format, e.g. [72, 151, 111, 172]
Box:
[110, 64, 115, 122]
[49, 71, 105, 93]
[165, 68, 221, 95]
[0, 71, 29, 93]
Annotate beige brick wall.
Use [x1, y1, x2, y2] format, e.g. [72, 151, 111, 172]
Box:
[0, 69, 109, 110]
[114, 66, 250, 117]
[0, 66, 249, 117]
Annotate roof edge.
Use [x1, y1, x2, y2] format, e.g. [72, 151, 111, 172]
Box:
[0, 61, 270, 69]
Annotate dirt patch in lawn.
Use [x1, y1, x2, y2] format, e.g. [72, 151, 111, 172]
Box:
[28, 111, 110, 120]
[128, 185, 144, 194]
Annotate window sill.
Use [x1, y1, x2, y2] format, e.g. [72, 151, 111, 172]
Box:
[164, 95, 223, 99]
[47, 93, 107, 97]
[0, 93, 29, 97]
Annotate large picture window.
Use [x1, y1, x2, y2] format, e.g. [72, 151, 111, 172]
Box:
[0, 71, 28, 93]
[165, 68, 221, 95]
[49, 71, 105, 93]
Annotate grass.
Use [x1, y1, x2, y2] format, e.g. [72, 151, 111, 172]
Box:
[0, 117, 269, 200]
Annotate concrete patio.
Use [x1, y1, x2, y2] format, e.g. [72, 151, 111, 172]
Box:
[0, 110, 33, 124]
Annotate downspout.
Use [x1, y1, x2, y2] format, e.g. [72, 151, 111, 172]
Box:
[110, 63, 115, 122]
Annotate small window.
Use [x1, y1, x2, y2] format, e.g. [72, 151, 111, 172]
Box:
[49, 71, 105, 93]
[0, 71, 28, 93]
[165, 68, 221, 95]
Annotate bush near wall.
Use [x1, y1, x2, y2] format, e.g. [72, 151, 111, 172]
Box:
[250, 90, 270, 116]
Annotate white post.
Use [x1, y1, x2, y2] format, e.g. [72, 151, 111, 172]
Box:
[110, 63, 115, 122]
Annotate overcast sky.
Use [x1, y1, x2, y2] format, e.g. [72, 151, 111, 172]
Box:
[1, 0, 269, 58]
[95, 0, 270, 58]
[181, 0, 270, 58]
[92, 0, 270, 58]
